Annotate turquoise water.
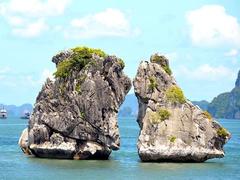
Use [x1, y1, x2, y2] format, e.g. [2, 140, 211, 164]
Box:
[0, 117, 239, 180]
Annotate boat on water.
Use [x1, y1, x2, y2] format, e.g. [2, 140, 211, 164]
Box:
[20, 111, 31, 119]
[0, 107, 7, 119]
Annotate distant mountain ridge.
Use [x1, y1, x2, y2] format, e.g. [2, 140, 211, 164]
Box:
[3, 69, 240, 119]
[191, 100, 209, 111]
[193, 70, 240, 119]
[119, 94, 138, 117]
[207, 71, 240, 119]
[0, 103, 33, 117]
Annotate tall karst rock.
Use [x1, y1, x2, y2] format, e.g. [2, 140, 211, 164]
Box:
[133, 54, 231, 162]
[19, 47, 131, 159]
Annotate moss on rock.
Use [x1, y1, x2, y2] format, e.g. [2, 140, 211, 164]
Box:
[150, 55, 172, 75]
[217, 127, 228, 138]
[75, 82, 81, 94]
[203, 111, 212, 120]
[148, 77, 157, 91]
[169, 136, 176, 143]
[150, 108, 171, 124]
[54, 60, 72, 78]
[54, 46, 107, 78]
[166, 86, 186, 104]
[118, 58, 125, 69]
[59, 84, 66, 95]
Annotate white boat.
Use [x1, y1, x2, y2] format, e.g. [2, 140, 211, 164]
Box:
[20, 111, 31, 119]
[0, 107, 7, 119]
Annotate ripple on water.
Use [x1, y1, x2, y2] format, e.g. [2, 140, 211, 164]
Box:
[0, 118, 239, 180]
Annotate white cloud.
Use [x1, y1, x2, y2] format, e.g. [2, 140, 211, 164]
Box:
[0, 0, 71, 17]
[0, 0, 71, 38]
[7, 16, 25, 26]
[40, 69, 54, 83]
[176, 64, 235, 81]
[53, 25, 63, 32]
[0, 67, 11, 74]
[12, 19, 48, 37]
[224, 49, 239, 57]
[0, 68, 54, 88]
[186, 5, 240, 47]
[25, 69, 54, 87]
[64, 8, 140, 39]
[0, 75, 5, 81]
[165, 52, 178, 62]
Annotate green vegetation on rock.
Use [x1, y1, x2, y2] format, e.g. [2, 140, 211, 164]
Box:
[162, 65, 172, 76]
[166, 86, 186, 104]
[149, 76, 157, 91]
[72, 46, 106, 58]
[169, 136, 176, 143]
[59, 84, 66, 94]
[54, 46, 107, 78]
[118, 58, 125, 69]
[75, 74, 87, 94]
[203, 111, 212, 120]
[150, 108, 171, 124]
[75, 82, 81, 94]
[80, 112, 85, 119]
[54, 60, 72, 78]
[217, 127, 228, 138]
[150, 55, 172, 75]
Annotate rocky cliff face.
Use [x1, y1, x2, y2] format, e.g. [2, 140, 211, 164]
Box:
[133, 54, 231, 162]
[208, 70, 240, 119]
[19, 47, 131, 159]
[235, 71, 240, 87]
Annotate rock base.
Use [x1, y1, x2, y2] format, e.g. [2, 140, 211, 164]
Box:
[19, 128, 111, 160]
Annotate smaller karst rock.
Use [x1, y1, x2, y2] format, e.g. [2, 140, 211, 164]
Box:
[19, 128, 32, 155]
[133, 53, 231, 162]
[19, 46, 131, 159]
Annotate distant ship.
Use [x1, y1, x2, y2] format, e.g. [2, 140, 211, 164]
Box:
[20, 111, 31, 119]
[0, 107, 7, 119]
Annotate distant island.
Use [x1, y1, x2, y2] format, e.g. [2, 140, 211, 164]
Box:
[193, 70, 240, 119]
[2, 71, 240, 120]
[1, 93, 137, 118]
[119, 94, 138, 117]
[191, 100, 209, 111]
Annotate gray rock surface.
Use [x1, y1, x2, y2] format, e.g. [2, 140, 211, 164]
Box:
[19, 128, 32, 155]
[133, 53, 231, 162]
[19, 47, 131, 159]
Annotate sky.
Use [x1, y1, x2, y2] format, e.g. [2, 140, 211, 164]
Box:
[0, 0, 240, 105]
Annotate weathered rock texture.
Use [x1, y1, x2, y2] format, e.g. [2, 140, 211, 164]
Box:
[133, 53, 231, 162]
[19, 47, 131, 159]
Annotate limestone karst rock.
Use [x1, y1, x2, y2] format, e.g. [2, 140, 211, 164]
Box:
[19, 47, 131, 159]
[133, 53, 231, 162]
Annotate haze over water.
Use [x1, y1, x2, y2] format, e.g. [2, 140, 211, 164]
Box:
[0, 117, 239, 180]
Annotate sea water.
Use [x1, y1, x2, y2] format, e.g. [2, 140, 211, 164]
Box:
[0, 117, 239, 180]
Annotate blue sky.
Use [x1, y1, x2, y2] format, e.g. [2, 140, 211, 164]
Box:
[0, 0, 240, 105]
